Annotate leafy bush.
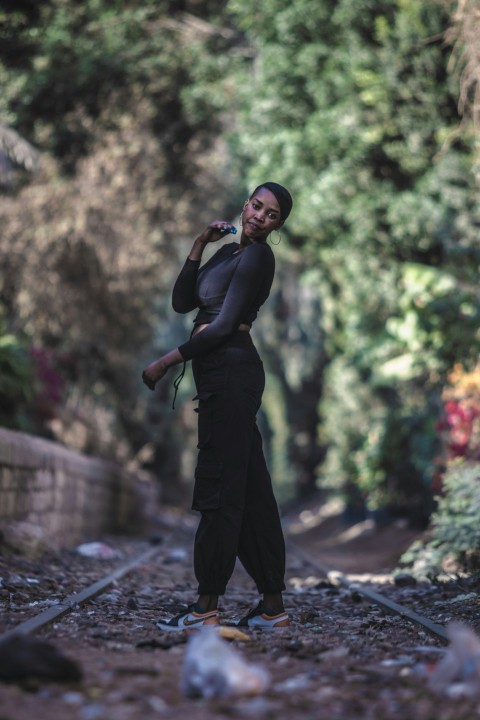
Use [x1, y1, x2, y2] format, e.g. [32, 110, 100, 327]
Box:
[436, 364, 480, 463]
[0, 318, 69, 435]
[0, 332, 35, 431]
[400, 364, 480, 578]
[399, 462, 480, 579]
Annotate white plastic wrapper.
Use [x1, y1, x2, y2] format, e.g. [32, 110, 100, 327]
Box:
[75, 542, 121, 559]
[429, 622, 480, 697]
[180, 628, 269, 699]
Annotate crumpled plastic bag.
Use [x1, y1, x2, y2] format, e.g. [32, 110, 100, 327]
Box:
[76, 542, 121, 559]
[429, 622, 480, 697]
[180, 628, 269, 699]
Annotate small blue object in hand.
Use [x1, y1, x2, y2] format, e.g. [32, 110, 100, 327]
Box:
[222, 226, 237, 234]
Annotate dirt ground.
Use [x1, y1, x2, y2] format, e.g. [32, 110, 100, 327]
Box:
[285, 498, 421, 575]
[1, 501, 480, 720]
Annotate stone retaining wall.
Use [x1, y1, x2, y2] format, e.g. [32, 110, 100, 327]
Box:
[0, 427, 158, 549]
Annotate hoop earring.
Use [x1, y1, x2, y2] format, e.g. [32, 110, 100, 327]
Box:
[270, 230, 281, 246]
[240, 202, 247, 227]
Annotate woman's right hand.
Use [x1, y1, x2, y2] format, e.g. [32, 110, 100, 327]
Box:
[196, 221, 236, 246]
[189, 221, 237, 261]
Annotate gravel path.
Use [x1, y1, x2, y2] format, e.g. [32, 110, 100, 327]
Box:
[1, 507, 480, 719]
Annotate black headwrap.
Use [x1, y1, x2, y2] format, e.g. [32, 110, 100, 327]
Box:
[251, 182, 293, 221]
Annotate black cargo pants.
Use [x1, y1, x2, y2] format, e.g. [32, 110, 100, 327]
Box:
[191, 331, 286, 596]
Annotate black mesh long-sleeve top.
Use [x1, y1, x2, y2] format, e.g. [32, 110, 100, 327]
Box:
[172, 241, 275, 361]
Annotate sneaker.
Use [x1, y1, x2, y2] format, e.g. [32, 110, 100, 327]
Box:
[157, 603, 219, 632]
[237, 602, 290, 630]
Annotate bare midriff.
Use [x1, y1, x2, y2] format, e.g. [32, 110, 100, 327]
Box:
[193, 323, 250, 337]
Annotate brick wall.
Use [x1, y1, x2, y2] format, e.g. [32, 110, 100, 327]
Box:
[0, 427, 159, 549]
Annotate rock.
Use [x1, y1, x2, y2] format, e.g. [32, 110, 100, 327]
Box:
[0, 634, 82, 684]
[299, 609, 319, 624]
[0, 521, 51, 558]
[394, 573, 417, 588]
[163, 547, 188, 564]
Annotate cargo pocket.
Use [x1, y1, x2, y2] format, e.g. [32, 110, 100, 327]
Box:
[193, 391, 215, 450]
[192, 462, 223, 511]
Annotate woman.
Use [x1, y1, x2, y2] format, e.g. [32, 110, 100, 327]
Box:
[142, 182, 293, 630]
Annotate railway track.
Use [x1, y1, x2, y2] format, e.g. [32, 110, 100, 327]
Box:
[287, 541, 449, 643]
[0, 543, 163, 642]
[1, 533, 450, 644]
[3, 524, 478, 720]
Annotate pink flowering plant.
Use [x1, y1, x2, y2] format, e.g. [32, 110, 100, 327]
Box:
[437, 364, 480, 464]
[400, 364, 480, 578]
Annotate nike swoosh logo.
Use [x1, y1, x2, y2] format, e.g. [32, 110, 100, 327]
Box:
[182, 616, 209, 626]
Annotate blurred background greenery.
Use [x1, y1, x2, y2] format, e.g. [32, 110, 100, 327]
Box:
[1, 1, 479, 552]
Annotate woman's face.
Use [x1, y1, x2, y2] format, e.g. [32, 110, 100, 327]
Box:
[241, 187, 283, 242]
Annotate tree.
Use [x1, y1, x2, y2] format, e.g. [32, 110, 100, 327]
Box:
[228, 0, 480, 518]
[0, 1, 238, 502]
[2, 0, 479, 515]
[442, 0, 480, 130]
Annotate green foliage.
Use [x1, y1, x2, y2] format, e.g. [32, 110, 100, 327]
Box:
[400, 364, 480, 576]
[227, 0, 480, 514]
[1, 1, 233, 174]
[0, 329, 35, 431]
[0, 1, 239, 485]
[400, 462, 480, 578]
[2, 0, 480, 513]
[386, 262, 480, 376]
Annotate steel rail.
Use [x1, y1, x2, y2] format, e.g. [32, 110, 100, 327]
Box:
[1, 534, 449, 645]
[0, 543, 162, 642]
[288, 539, 449, 643]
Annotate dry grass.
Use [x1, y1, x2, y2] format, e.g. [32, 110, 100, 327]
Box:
[443, 0, 480, 127]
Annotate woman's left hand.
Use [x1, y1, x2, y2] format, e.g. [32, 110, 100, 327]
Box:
[142, 359, 168, 391]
